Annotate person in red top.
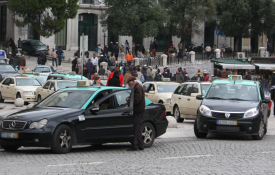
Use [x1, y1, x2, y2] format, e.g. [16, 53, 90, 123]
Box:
[168, 41, 173, 48]
[106, 66, 124, 87]
[203, 71, 209, 82]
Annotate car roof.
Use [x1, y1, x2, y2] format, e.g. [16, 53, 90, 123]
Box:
[212, 79, 258, 86]
[15, 76, 37, 79]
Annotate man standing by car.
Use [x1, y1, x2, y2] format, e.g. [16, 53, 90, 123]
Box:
[19, 55, 26, 74]
[56, 46, 64, 66]
[86, 59, 94, 80]
[126, 76, 145, 151]
[41, 52, 47, 65]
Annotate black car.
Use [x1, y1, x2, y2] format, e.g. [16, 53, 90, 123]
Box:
[0, 64, 18, 82]
[22, 39, 49, 56]
[194, 79, 269, 140]
[0, 85, 168, 154]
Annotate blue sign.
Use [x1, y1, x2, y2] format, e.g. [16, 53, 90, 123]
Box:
[216, 29, 221, 36]
[222, 32, 226, 36]
[0, 51, 5, 59]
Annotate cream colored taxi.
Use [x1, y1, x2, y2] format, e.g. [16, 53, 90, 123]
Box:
[170, 82, 211, 122]
[143, 82, 179, 114]
[36, 80, 77, 101]
[0, 75, 41, 102]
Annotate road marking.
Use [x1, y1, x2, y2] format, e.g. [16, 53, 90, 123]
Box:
[259, 151, 275, 154]
[47, 162, 104, 167]
[159, 155, 213, 159]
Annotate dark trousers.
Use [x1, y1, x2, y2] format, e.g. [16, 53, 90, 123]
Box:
[115, 54, 118, 61]
[132, 113, 144, 150]
[58, 56, 62, 66]
[52, 58, 57, 67]
[127, 61, 132, 66]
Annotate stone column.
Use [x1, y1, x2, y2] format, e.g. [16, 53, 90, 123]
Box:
[162, 54, 167, 67]
[189, 51, 195, 63]
[215, 49, 221, 59]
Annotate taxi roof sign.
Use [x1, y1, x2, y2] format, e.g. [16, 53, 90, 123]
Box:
[77, 80, 90, 87]
[228, 75, 242, 81]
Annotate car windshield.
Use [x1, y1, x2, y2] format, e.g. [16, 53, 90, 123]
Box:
[201, 84, 211, 96]
[157, 85, 179, 93]
[57, 81, 77, 90]
[205, 84, 259, 101]
[36, 90, 95, 109]
[16, 78, 41, 86]
[34, 67, 50, 73]
[0, 65, 15, 72]
[47, 75, 64, 80]
[32, 41, 44, 46]
[35, 77, 47, 85]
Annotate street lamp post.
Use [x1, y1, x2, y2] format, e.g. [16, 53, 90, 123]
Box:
[261, 17, 265, 47]
[102, 22, 108, 55]
[216, 18, 220, 48]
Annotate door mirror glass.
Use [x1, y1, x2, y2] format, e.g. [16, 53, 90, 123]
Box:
[149, 91, 155, 94]
[90, 106, 100, 113]
[196, 95, 203, 100]
[262, 98, 270, 104]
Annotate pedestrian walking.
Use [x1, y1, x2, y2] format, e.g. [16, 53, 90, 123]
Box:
[216, 69, 221, 77]
[124, 69, 132, 85]
[56, 46, 63, 66]
[41, 52, 47, 65]
[114, 42, 119, 61]
[72, 56, 78, 72]
[19, 55, 26, 74]
[106, 66, 124, 87]
[149, 41, 154, 57]
[108, 70, 121, 87]
[120, 44, 125, 61]
[126, 76, 145, 151]
[17, 38, 22, 49]
[125, 40, 130, 54]
[125, 51, 133, 66]
[51, 48, 57, 67]
[110, 42, 114, 55]
[110, 54, 116, 66]
[203, 71, 209, 81]
[146, 66, 153, 81]
[195, 68, 203, 81]
[176, 70, 184, 83]
[91, 54, 98, 66]
[86, 59, 94, 80]
[8, 38, 16, 56]
[98, 65, 105, 76]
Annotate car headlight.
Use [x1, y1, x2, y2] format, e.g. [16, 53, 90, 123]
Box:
[166, 98, 171, 104]
[29, 119, 48, 129]
[244, 108, 259, 118]
[199, 105, 212, 117]
[23, 91, 33, 95]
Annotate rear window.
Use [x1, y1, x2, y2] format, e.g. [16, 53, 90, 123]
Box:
[34, 67, 50, 73]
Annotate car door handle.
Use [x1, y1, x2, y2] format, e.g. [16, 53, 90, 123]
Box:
[178, 98, 181, 99]
[122, 112, 132, 116]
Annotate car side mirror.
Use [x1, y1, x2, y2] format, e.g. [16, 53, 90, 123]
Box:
[90, 106, 100, 113]
[262, 98, 270, 104]
[149, 91, 155, 94]
[9, 84, 15, 87]
[196, 95, 203, 100]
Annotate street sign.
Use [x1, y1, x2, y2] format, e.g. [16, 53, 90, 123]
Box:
[0, 51, 6, 59]
[80, 35, 88, 53]
[216, 29, 221, 36]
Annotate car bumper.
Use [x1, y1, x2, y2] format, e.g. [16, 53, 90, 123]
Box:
[0, 129, 52, 147]
[197, 113, 262, 135]
[155, 119, 168, 137]
[21, 95, 37, 102]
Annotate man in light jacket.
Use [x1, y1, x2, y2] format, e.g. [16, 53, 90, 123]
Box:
[146, 66, 153, 81]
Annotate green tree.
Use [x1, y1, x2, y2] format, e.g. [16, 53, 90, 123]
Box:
[162, 0, 216, 51]
[216, 0, 275, 51]
[103, 0, 167, 38]
[8, 0, 79, 37]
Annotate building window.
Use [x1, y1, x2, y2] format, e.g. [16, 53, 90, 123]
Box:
[0, 5, 7, 42]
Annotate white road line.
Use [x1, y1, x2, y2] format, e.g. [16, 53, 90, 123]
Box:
[260, 151, 275, 154]
[159, 155, 213, 159]
[47, 162, 104, 167]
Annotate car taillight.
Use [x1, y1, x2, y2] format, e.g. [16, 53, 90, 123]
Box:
[162, 109, 166, 118]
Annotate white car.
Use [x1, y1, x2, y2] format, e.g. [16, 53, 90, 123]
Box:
[0, 76, 41, 102]
[33, 65, 56, 76]
[143, 82, 179, 114]
[36, 80, 77, 101]
[170, 82, 211, 122]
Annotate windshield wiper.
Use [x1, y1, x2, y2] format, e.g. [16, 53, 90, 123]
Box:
[227, 98, 249, 101]
[47, 106, 68, 108]
[207, 97, 225, 100]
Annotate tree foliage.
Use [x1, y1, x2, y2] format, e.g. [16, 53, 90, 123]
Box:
[216, 0, 275, 50]
[103, 0, 168, 38]
[162, 0, 216, 50]
[8, 0, 79, 37]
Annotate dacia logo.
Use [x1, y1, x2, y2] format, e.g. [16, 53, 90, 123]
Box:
[225, 113, 230, 118]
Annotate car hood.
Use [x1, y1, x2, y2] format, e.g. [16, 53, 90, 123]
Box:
[202, 99, 259, 112]
[2, 107, 83, 121]
[16, 86, 41, 91]
[34, 46, 47, 50]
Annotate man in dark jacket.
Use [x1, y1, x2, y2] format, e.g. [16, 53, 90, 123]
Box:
[41, 52, 47, 65]
[98, 65, 105, 75]
[113, 42, 119, 61]
[244, 72, 252, 80]
[216, 69, 221, 77]
[176, 70, 184, 83]
[126, 76, 145, 151]
[56, 46, 64, 66]
[108, 71, 121, 87]
[86, 59, 94, 79]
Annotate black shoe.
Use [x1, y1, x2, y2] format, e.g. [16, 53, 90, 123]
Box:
[127, 148, 138, 151]
[139, 147, 144, 151]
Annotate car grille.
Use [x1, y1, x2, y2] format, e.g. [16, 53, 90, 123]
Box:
[216, 126, 240, 132]
[212, 112, 244, 119]
[2, 120, 27, 130]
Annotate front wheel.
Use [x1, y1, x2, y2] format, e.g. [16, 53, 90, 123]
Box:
[0, 92, 4, 102]
[1, 145, 19, 152]
[37, 95, 41, 102]
[194, 119, 208, 138]
[141, 122, 155, 148]
[174, 106, 184, 122]
[252, 117, 265, 140]
[51, 124, 73, 154]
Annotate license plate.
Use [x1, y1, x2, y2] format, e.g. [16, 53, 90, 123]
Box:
[1, 132, 18, 139]
[217, 120, 237, 125]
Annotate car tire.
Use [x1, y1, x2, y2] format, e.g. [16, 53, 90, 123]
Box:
[252, 117, 265, 140]
[51, 124, 73, 154]
[0, 92, 4, 102]
[194, 119, 208, 138]
[16, 93, 21, 99]
[141, 122, 155, 148]
[1, 145, 19, 152]
[174, 106, 184, 122]
[37, 95, 41, 102]
[158, 100, 163, 104]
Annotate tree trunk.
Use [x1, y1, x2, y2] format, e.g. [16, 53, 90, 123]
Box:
[235, 37, 239, 52]
[182, 38, 186, 54]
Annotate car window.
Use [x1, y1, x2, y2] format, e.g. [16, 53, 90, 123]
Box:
[57, 81, 77, 90]
[191, 84, 199, 93]
[35, 77, 47, 85]
[2, 78, 10, 85]
[25, 41, 31, 46]
[32, 41, 44, 46]
[182, 84, 193, 96]
[148, 84, 155, 91]
[114, 91, 131, 108]
[143, 83, 150, 93]
[201, 84, 211, 96]
[16, 78, 41, 86]
[47, 76, 64, 80]
[43, 82, 51, 89]
[157, 85, 178, 93]
[87, 90, 112, 108]
[10, 78, 14, 85]
[34, 67, 50, 73]
[0, 65, 16, 72]
[22, 41, 26, 45]
[174, 85, 184, 95]
[50, 81, 55, 90]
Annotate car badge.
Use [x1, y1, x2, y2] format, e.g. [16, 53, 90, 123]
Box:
[9, 121, 16, 128]
[225, 113, 230, 118]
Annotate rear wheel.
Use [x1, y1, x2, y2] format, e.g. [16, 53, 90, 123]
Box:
[141, 122, 155, 148]
[0, 92, 4, 102]
[51, 124, 73, 154]
[252, 117, 265, 140]
[174, 106, 184, 122]
[194, 119, 208, 138]
[1, 145, 19, 152]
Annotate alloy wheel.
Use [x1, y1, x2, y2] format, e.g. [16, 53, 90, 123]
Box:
[59, 130, 71, 149]
[174, 107, 179, 120]
[142, 126, 153, 144]
[258, 119, 265, 138]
